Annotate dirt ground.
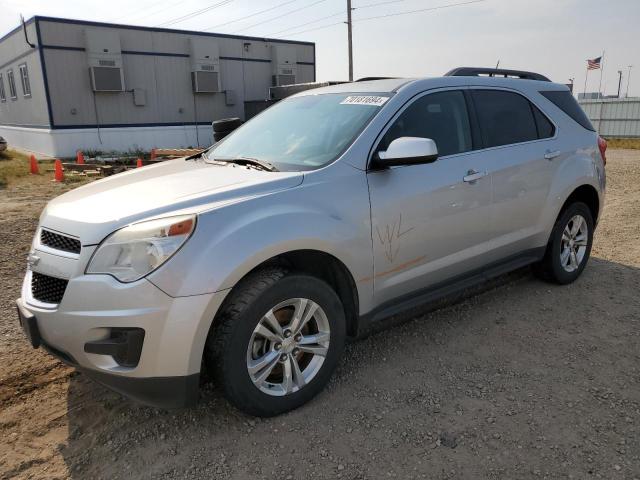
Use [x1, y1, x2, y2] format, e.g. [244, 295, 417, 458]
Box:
[1, 151, 639, 480]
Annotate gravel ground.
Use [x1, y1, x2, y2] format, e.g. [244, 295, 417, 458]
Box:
[1, 151, 639, 480]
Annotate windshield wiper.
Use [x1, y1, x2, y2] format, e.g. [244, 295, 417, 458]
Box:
[211, 156, 278, 172]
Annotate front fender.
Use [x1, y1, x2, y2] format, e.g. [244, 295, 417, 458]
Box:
[148, 163, 374, 311]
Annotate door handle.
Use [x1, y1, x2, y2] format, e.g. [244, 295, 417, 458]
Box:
[463, 169, 487, 183]
[544, 150, 561, 160]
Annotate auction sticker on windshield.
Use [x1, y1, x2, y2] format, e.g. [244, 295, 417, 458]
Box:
[340, 95, 389, 107]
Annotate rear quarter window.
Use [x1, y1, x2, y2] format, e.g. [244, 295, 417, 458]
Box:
[540, 90, 595, 131]
[532, 105, 555, 139]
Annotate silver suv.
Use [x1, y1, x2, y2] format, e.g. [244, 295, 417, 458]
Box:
[17, 68, 606, 416]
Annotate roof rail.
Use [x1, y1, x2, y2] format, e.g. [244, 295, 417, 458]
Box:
[445, 67, 551, 82]
[355, 77, 398, 82]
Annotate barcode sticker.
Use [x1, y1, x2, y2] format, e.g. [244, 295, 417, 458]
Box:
[340, 95, 389, 107]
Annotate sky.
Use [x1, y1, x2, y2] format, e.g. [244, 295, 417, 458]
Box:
[1, 0, 639, 97]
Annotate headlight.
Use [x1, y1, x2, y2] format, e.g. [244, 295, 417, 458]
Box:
[86, 215, 196, 282]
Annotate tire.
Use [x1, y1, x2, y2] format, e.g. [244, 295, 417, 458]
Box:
[534, 202, 594, 284]
[205, 267, 346, 417]
[212, 117, 242, 133]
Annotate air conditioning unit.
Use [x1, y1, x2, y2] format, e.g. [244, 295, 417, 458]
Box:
[271, 45, 297, 86]
[85, 30, 125, 92]
[190, 38, 221, 93]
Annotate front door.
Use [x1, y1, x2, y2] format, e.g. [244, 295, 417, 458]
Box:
[366, 89, 493, 307]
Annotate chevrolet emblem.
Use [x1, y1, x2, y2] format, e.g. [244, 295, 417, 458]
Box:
[26, 253, 40, 268]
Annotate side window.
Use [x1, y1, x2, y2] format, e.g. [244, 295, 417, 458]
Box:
[379, 90, 472, 157]
[532, 104, 555, 139]
[7, 70, 17, 100]
[19, 64, 31, 97]
[0, 73, 5, 102]
[472, 90, 538, 147]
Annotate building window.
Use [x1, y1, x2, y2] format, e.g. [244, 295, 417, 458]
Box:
[19, 64, 31, 97]
[7, 69, 17, 99]
[0, 73, 6, 102]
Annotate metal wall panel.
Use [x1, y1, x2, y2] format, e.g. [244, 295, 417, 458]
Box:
[35, 18, 314, 129]
[0, 22, 50, 127]
[578, 98, 640, 137]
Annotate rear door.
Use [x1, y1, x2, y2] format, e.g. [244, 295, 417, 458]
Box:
[367, 89, 493, 307]
[470, 88, 559, 261]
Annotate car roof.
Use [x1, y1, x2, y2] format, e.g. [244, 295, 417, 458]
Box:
[295, 76, 568, 97]
[296, 78, 414, 95]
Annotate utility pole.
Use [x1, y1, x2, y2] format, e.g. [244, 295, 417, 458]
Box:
[626, 65, 633, 97]
[347, 0, 353, 81]
[617, 70, 623, 98]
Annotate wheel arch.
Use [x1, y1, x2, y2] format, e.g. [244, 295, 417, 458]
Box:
[558, 184, 601, 224]
[211, 249, 361, 339]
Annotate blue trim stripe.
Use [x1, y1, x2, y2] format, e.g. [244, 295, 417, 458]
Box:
[122, 50, 189, 58]
[41, 45, 84, 52]
[220, 56, 270, 63]
[52, 121, 213, 130]
[40, 46, 312, 65]
[0, 123, 51, 129]
[31, 15, 315, 46]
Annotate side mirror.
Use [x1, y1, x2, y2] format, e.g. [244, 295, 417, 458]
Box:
[373, 137, 439, 168]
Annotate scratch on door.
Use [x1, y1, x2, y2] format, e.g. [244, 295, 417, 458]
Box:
[375, 213, 414, 263]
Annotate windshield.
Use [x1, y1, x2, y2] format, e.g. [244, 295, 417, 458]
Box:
[206, 93, 389, 171]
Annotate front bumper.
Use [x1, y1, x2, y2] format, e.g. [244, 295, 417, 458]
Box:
[17, 269, 228, 408]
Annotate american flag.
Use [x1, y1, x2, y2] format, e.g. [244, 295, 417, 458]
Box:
[587, 56, 602, 70]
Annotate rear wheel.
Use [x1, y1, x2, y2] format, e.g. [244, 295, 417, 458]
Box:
[206, 268, 346, 417]
[535, 202, 594, 284]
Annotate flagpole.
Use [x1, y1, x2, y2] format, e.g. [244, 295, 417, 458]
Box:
[597, 50, 605, 98]
[583, 66, 589, 97]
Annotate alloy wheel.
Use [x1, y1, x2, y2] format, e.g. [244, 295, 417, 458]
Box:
[246, 298, 330, 396]
[560, 214, 589, 273]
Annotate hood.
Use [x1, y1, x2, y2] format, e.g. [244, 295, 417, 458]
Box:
[41, 158, 303, 244]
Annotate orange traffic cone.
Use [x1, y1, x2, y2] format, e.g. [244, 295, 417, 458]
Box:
[150, 148, 157, 160]
[54, 159, 64, 182]
[29, 154, 39, 174]
[136, 158, 143, 168]
[76, 150, 85, 165]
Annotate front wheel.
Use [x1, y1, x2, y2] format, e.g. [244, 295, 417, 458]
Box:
[535, 202, 594, 284]
[205, 268, 346, 417]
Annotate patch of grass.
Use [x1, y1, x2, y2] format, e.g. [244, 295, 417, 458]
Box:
[604, 138, 640, 150]
[0, 150, 58, 189]
[0, 150, 32, 189]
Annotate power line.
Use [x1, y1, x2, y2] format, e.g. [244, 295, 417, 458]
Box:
[355, 0, 486, 23]
[156, 0, 233, 27]
[284, 0, 485, 37]
[204, 0, 298, 31]
[266, 10, 344, 36]
[354, 0, 406, 10]
[233, 0, 330, 33]
[282, 20, 344, 37]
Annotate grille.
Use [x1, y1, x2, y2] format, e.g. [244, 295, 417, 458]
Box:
[31, 272, 68, 304]
[40, 229, 81, 254]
